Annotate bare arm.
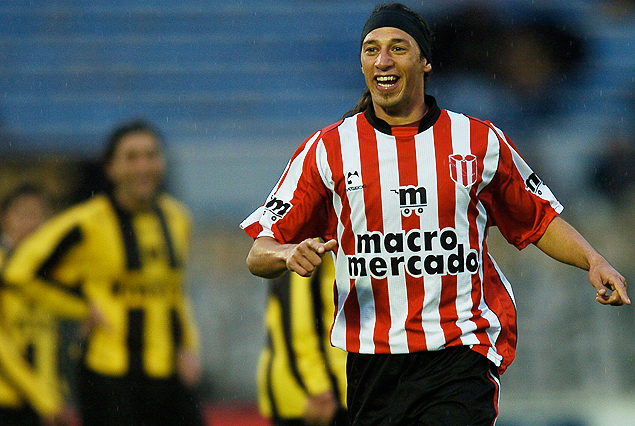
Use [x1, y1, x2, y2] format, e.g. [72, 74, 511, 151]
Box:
[246, 236, 337, 279]
[535, 216, 630, 306]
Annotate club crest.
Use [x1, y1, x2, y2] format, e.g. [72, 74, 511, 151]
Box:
[449, 154, 477, 188]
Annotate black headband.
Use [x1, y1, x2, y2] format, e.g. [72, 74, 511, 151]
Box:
[360, 7, 432, 62]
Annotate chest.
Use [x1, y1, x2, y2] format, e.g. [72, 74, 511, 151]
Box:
[332, 135, 487, 228]
[68, 209, 183, 280]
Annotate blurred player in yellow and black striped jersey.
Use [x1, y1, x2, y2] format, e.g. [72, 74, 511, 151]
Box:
[0, 184, 65, 426]
[3, 120, 204, 426]
[258, 254, 347, 426]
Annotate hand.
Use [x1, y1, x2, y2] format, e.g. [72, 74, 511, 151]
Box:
[535, 217, 629, 306]
[40, 404, 77, 426]
[286, 239, 337, 277]
[177, 348, 202, 388]
[57, 403, 79, 426]
[79, 302, 111, 338]
[40, 415, 57, 426]
[589, 259, 630, 306]
[303, 391, 338, 426]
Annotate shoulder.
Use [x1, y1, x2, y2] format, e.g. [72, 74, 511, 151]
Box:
[441, 109, 510, 148]
[469, 115, 502, 134]
[453, 109, 505, 136]
[285, 118, 347, 165]
[313, 115, 360, 148]
[51, 194, 112, 225]
[440, 107, 489, 127]
[157, 194, 192, 222]
[320, 118, 347, 136]
[11, 195, 110, 250]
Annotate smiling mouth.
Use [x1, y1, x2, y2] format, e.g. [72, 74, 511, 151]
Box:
[376, 75, 399, 89]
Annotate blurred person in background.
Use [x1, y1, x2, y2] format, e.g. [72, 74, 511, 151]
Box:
[591, 130, 635, 206]
[242, 3, 630, 425]
[0, 184, 65, 425]
[258, 254, 347, 426]
[430, 3, 586, 141]
[3, 120, 205, 426]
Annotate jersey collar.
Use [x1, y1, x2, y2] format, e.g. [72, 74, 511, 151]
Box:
[363, 94, 441, 135]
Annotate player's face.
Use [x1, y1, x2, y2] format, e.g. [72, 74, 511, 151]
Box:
[106, 131, 166, 209]
[1, 194, 50, 246]
[361, 27, 431, 121]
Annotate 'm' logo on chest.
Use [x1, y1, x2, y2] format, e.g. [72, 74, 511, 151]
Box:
[391, 186, 427, 216]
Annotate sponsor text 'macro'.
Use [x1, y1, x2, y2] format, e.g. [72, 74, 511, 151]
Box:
[347, 228, 479, 279]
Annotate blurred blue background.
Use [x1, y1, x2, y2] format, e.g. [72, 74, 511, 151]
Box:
[1, 1, 635, 425]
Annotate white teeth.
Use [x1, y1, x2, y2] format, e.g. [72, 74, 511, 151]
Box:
[377, 76, 397, 82]
[376, 76, 398, 88]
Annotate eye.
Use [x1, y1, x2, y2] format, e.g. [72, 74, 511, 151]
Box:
[364, 46, 378, 54]
[125, 151, 141, 162]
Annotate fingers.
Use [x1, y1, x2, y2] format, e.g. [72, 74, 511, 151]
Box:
[319, 239, 338, 254]
[303, 391, 338, 426]
[177, 349, 202, 388]
[287, 252, 320, 277]
[596, 291, 625, 306]
[287, 239, 337, 277]
[589, 261, 630, 306]
[595, 277, 630, 306]
[615, 276, 630, 305]
[595, 290, 619, 305]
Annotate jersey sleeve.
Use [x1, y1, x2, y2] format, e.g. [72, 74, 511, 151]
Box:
[172, 287, 200, 353]
[175, 202, 200, 353]
[240, 131, 333, 244]
[158, 196, 200, 354]
[480, 126, 563, 249]
[288, 265, 334, 396]
[2, 208, 89, 319]
[0, 323, 62, 417]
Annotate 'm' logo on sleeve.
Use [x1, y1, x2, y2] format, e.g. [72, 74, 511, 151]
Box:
[265, 196, 291, 221]
[525, 173, 543, 195]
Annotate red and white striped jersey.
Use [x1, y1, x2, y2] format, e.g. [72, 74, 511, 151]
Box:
[241, 97, 562, 373]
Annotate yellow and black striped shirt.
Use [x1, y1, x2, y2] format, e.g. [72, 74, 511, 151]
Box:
[0, 248, 62, 418]
[3, 193, 200, 379]
[257, 255, 347, 420]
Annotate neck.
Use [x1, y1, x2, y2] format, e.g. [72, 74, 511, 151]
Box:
[1, 234, 15, 251]
[373, 100, 428, 126]
[112, 189, 155, 213]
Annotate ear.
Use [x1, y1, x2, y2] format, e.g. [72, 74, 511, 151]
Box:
[422, 58, 432, 73]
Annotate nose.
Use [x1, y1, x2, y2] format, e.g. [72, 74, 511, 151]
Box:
[375, 48, 394, 69]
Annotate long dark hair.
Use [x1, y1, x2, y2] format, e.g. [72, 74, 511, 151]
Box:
[99, 119, 164, 195]
[101, 119, 162, 168]
[344, 88, 373, 118]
